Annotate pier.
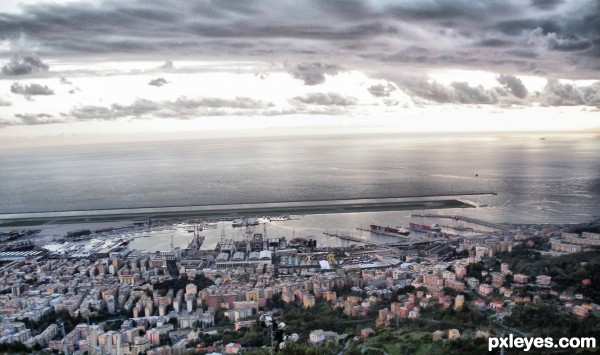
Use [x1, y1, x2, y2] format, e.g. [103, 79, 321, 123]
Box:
[435, 224, 492, 234]
[410, 214, 512, 231]
[323, 232, 377, 246]
[356, 227, 412, 239]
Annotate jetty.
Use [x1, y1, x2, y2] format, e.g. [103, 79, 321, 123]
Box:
[410, 214, 512, 231]
[323, 232, 377, 246]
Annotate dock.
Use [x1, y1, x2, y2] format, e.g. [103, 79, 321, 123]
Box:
[356, 227, 411, 239]
[323, 232, 377, 246]
[410, 214, 512, 231]
[435, 224, 492, 234]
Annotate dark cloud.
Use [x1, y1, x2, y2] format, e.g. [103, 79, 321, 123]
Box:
[291, 92, 357, 106]
[0, 0, 597, 79]
[68, 96, 274, 120]
[496, 19, 561, 36]
[14, 113, 64, 125]
[529, 27, 594, 52]
[368, 83, 396, 97]
[504, 49, 539, 58]
[538, 79, 600, 107]
[497, 74, 529, 98]
[313, 0, 373, 20]
[546, 34, 594, 52]
[148, 77, 168, 87]
[1, 55, 49, 76]
[289, 63, 342, 85]
[10, 82, 55, 97]
[385, 1, 516, 22]
[386, 46, 429, 63]
[478, 38, 512, 47]
[530, 0, 563, 10]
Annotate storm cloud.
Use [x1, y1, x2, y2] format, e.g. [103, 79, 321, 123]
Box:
[0, 0, 599, 133]
[0, 0, 597, 77]
[529, 27, 594, 52]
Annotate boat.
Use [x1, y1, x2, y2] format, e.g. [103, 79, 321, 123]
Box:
[369, 224, 410, 237]
[245, 218, 259, 226]
[408, 223, 442, 233]
[232, 219, 244, 228]
[257, 217, 270, 224]
[269, 215, 290, 221]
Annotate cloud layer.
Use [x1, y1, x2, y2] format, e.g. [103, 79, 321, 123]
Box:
[0, 0, 597, 77]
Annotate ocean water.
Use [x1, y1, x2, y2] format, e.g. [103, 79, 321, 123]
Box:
[1, 133, 599, 224]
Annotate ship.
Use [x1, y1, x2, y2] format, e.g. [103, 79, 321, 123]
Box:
[269, 215, 290, 221]
[408, 223, 442, 233]
[231, 219, 244, 227]
[369, 224, 410, 237]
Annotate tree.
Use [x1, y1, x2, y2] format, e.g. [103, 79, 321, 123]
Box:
[466, 261, 485, 281]
[215, 307, 230, 326]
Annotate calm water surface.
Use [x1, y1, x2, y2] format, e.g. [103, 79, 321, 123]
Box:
[1, 133, 599, 224]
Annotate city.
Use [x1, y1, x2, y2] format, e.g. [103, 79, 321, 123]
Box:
[0, 213, 598, 354]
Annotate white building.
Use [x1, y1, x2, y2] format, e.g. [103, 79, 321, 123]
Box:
[309, 329, 325, 344]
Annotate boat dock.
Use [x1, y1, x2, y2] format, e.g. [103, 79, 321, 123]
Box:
[410, 214, 512, 231]
[323, 232, 377, 246]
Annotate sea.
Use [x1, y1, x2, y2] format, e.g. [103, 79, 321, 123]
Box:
[1, 133, 599, 232]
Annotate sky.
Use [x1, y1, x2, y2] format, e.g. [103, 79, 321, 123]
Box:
[0, 0, 599, 145]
